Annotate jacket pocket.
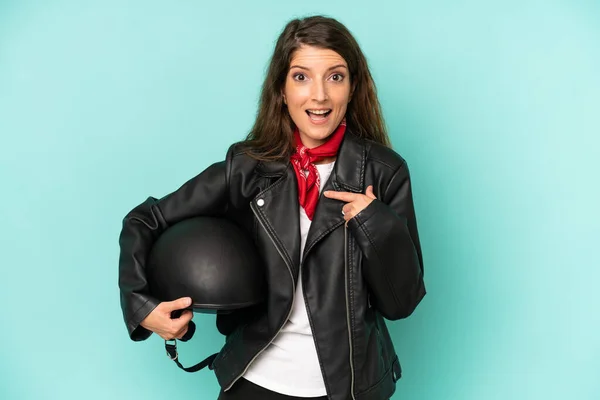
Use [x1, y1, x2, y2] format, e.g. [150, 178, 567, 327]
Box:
[354, 354, 400, 400]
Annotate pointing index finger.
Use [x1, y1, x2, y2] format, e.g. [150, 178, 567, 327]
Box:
[323, 190, 358, 202]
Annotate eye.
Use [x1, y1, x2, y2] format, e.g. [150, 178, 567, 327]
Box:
[331, 73, 345, 82]
[293, 73, 307, 82]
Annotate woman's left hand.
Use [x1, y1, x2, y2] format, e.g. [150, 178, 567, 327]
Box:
[323, 185, 377, 222]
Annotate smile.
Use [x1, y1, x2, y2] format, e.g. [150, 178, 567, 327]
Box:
[306, 109, 332, 124]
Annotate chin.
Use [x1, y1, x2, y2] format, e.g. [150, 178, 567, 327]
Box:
[303, 128, 334, 142]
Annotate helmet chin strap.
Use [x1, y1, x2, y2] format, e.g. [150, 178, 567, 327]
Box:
[164, 311, 218, 372]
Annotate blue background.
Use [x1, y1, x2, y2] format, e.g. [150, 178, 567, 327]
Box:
[1, 1, 598, 399]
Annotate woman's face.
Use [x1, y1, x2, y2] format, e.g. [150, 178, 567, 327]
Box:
[283, 45, 354, 149]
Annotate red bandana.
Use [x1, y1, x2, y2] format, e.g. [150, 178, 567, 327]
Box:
[290, 119, 346, 220]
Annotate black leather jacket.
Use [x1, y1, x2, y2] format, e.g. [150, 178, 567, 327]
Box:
[118, 128, 426, 400]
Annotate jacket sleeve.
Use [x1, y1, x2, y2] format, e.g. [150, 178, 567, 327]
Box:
[118, 147, 233, 341]
[347, 160, 426, 320]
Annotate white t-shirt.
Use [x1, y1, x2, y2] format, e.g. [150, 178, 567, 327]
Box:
[243, 161, 335, 397]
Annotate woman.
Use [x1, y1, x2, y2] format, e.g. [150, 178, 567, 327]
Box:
[118, 15, 425, 400]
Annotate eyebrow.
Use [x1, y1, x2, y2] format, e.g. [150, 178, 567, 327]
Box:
[289, 64, 348, 71]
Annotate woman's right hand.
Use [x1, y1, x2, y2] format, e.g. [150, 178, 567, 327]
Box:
[140, 297, 194, 340]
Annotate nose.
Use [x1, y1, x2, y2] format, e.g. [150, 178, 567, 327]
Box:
[311, 80, 328, 102]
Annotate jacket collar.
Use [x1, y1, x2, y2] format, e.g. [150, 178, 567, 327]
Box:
[254, 124, 366, 194]
[330, 125, 366, 194]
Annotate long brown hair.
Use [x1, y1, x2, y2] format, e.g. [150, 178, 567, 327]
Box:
[241, 15, 391, 162]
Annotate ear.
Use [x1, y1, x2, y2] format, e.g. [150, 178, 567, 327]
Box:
[282, 92, 287, 105]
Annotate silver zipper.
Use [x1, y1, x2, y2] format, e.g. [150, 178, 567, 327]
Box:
[345, 225, 356, 400]
[224, 201, 296, 392]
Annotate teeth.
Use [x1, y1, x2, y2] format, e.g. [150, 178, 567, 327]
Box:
[307, 109, 330, 115]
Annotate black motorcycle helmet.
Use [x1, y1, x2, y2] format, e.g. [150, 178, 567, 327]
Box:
[145, 216, 266, 372]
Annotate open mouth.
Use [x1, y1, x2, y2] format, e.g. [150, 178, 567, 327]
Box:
[306, 109, 332, 123]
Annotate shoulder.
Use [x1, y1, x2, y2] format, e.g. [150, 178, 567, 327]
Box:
[362, 138, 408, 173]
[225, 141, 261, 172]
[227, 140, 255, 160]
[223, 141, 289, 186]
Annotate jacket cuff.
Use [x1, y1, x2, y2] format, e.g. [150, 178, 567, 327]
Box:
[127, 298, 160, 341]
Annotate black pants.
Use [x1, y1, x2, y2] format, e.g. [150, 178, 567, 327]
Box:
[217, 377, 328, 400]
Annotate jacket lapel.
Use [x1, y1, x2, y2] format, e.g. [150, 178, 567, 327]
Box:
[252, 161, 302, 281]
[302, 129, 367, 261]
